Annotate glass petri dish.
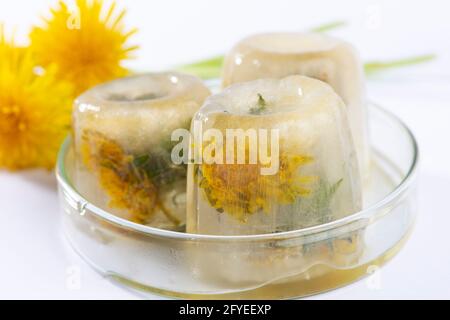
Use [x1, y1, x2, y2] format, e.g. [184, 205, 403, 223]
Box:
[56, 103, 418, 299]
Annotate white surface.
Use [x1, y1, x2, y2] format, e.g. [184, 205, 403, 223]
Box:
[1, 0, 450, 299]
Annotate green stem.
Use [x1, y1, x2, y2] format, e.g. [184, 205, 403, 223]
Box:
[179, 53, 437, 80]
[176, 55, 225, 79]
[310, 20, 347, 32]
[364, 54, 436, 75]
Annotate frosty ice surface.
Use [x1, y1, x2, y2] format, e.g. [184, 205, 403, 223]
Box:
[73, 72, 210, 230]
[187, 75, 362, 236]
[222, 33, 370, 177]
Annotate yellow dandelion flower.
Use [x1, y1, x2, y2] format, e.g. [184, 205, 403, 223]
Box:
[81, 129, 181, 225]
[30, 0, 138, 94]
[0, 28, 73, 170]
[198, 150, 317, 222]
[0, 26, 13, 56]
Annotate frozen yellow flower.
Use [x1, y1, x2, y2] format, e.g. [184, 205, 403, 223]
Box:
[0, 28, 73, 170]
[81, 129, 181, 225]
[198, 151, 317, 222]
[30, 0, 138, 94]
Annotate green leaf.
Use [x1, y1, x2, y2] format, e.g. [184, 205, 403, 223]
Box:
[364, 54, 436, 75]
[133, 154, 150, 168]
[328, 178, 343, 199]
[249, 93, 268, 115]
[310, 20, 347, 32]
[176, 56, 224, 79]
[307, 178, 343, 224]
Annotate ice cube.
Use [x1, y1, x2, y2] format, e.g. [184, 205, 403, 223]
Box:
[187, 75, 362, 236]
[188, 227, 366, 287]
[222, 33, 369, 178]
[73, 72, 211, 230]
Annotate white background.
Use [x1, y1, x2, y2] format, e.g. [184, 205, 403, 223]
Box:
[0, 0, 449, 299]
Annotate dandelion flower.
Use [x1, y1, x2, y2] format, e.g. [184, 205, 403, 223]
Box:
[0, 28, 73, 170]
[30, 0, 138, 94]
[198, 149, 317, 222]
[81, 129, 181, 225]
[0, 26, 27, 65]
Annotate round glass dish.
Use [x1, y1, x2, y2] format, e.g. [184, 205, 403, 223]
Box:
[56, 103, 418, 299]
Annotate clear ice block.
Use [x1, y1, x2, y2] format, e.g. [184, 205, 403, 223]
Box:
[187, 75, 362, 236]
[222, 33, 369, 177]
[73, 72, 211, 230]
